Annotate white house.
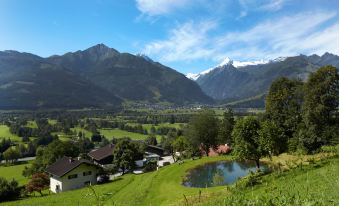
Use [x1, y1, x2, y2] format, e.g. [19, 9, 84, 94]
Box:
[45, 157, 99, 193]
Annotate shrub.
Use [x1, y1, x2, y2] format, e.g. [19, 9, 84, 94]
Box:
[143, 160, 157, 172]
[0, 177, 21, 202]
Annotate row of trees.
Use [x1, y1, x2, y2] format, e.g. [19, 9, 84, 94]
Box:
[265, 66, 338, 153]
[168, 66, 338, 167]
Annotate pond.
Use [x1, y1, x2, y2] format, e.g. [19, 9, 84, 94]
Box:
[183, 161, 268, 188]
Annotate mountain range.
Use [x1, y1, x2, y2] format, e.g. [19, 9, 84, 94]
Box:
[0, 44, 212, 109]
[188, 53, 339, 107]
[1, 43, 338, 110]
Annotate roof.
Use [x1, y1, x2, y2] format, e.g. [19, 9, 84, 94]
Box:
[207, 144, 231, 156]
[145, 145, 165, 156]
[146, 145, 164, 151]
[88, 143, 115, 161]
[45, 157, 95, 177]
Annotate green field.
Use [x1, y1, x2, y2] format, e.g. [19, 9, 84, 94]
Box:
[1, 156, 230, 206]
[71, 127, 93, 138]
[26, 121, 38, 128]
[99, 128, 155, 141]
[51, 132, 73, 141]
[0, 154, 338, 206]
[48, 119, 57, 125]
[0, 125, 21, 142]
[0, 162, 31, 185]
[138, 123, 185, 132]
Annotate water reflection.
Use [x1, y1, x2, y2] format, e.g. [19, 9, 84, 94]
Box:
[183, 161, 267, 188]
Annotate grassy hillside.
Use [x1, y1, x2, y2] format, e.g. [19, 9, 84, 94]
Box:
[1, 154, 338, 206]
[1, 156, 231, 206]
[0, 162, 31, 185]
[202, 156, 339, 206]
[0, 125, 21, 142]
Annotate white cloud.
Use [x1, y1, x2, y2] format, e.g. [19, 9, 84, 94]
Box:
[259, 0, 286, 11]
[143, 11, 339, 65]
[143, 20, 218, 62]
[216, 11, 337, 60]
[238, 0, 287, 17]
[136, 0, 190, 16]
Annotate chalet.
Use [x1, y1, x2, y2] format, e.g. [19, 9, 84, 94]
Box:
[88, 143, 115, 166]
[45, 157, 98, 193]
[145, 145, 166, 157]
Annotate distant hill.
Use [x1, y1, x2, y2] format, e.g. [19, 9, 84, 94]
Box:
[0, 44, 212, 109]
[190, 53, 339, 107]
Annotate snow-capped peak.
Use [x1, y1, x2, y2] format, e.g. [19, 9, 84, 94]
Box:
[136, 53, 153, 62]
[186, 57, 272, 80]
[217, 57, 233, 67]
[270, 56, 287, 62]
[233, 59, 269, 68]
[186, 73, 201, 80]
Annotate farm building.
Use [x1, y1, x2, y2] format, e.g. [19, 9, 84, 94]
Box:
[45, 157, 99, 193]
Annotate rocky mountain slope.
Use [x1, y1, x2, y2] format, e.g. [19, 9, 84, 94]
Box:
[189, 53, 339, 106]
[0, 44, 212, 109]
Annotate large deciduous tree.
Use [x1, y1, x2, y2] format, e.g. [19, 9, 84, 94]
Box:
[232, 117, 263, 168]
[258, 121, 285, 155]
[145, 134, 157, 146]
[112, 138, 141, 174]
[185, 110, 219, 156]
[301, 66, 339, 151]
[218, 109, 235, 145]
[303, 66, 338, 129]
[26, 173, 49, 196]
[265, 77, 304, 151]
[23, 140, 80, 177]
[3, 147, 20, 163]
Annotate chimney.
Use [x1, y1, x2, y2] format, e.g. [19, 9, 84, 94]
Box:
[69, 158, 73, 163]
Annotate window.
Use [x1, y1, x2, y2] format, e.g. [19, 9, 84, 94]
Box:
[68, 174, 78, 179]
[83, 171, 92, 176]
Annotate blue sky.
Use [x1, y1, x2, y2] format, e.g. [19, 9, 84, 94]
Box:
[1, 0, 339, 74]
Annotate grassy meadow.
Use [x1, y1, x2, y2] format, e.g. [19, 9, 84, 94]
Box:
[0, 125, 21, 142]
[0, 162, 31, 185]
[201, 156, 339, 206]
[1, 156, 231, 206]
[1, 154, 338, 206]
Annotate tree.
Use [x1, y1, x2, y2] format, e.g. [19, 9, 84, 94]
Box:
[232, 117, 263, 168]
[258, 121, 285, 155]
[301, 66, 339, 152]
[161, 131, 177, 161]
[3, 147, 20, 163]
[265, 77, 304, 141]
[218, 109, 235, 145]
[112, 138, 140, 174]
[0, 139, 12, 153]
[303, 66, 338, 128]
[185, 110, 219, 156]
[145, 134, 157, 146]
[91, 134, 102, 142]
[150, 126, 156, 135]
[26, 173, 49, 196]
[23, 140, 80, 177]
[172, 136, 189, 159]
[0, 177, 20, 202]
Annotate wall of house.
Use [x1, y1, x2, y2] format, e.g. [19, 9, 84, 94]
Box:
[50, 164, 98, 193]
[50, 176, 63, 193]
